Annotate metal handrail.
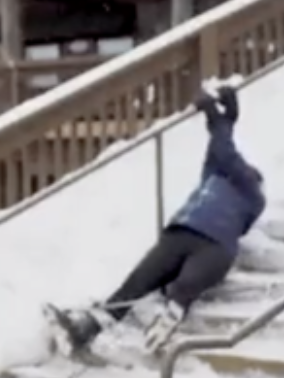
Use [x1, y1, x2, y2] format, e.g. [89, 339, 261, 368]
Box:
[161, 295, 284, 378]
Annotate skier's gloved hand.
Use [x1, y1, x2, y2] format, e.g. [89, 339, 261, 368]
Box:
[218, 85, 239, 123]
[195, 92, 222, 133]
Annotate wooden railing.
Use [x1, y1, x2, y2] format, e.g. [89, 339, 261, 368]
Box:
[1, 53, 282, 227]
[0, 55, 112, 111]
[0, 0, 283, 208]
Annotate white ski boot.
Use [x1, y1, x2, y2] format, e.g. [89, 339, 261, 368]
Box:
[144, 300, 184, 354]
[44, 303, 144, 368]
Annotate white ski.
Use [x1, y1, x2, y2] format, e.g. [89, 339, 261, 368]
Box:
[45, 302, 182, 370]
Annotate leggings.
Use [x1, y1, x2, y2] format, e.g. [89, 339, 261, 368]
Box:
[106, 227, 235, 320]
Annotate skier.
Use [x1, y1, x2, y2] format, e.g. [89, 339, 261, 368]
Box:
[49, 86, 266, 355]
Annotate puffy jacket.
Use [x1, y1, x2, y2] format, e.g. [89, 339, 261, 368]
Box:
[169, 122, 266, 254]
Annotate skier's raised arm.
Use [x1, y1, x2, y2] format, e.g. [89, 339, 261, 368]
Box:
[210, 126, 264, 232]
[200, 86, 238, 183]
[197, 86, 265, 232]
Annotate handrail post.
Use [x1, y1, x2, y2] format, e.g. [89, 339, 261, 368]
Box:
[155, 133, 165, 235]
[11, 64, 20, 106]
[0, 0, 22, 61]
[199, 24, 219, 79]
[161, 335, 231, 378]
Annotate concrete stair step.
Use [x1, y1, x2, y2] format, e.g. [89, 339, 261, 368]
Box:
[194, 347, 284, 376]
[183, 300, 284, 337]
[179, 270, 284, 337]
[134, 270, 284, 337]
[204, 270, 284, 301]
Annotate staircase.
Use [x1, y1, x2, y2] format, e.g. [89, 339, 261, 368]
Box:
[5, 269, 284, 378]
[1, 1, 284, 377]
[132, 268, 284, 377]
[0, 55, 284, 377]
[172, 269, 284, 375]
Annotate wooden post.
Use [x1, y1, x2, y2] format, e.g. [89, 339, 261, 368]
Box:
[1, 0, 22, 60]
[199, 24, 220, 79]
[171, 0, 194, 27]
[136, 1, 171, 42]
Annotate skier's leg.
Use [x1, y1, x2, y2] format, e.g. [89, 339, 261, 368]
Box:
[145, 237, 235, 352]
[53, 227, 196, 350]
[167, 238, 235, 311]
[106, 227, 195, 321]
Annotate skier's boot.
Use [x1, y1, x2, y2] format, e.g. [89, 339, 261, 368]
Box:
[144, 300, 185, 354]
[44, 303, 115, 356]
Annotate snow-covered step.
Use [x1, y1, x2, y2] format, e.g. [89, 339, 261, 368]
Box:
[134, 269, 284, 337]
[192, 300, 281, 322]
[226, 271, 284, 286]
[194, 270, 284, 316]
[9, 363, 283, 378]
[179, 270, 284, 337]
[204, 270, 284, 301]
[184, 311, 284, 339]
[8, 347, 284, 378]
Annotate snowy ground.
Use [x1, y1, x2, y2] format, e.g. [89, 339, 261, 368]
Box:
[11, 357, 274, 378]
[1, 64, 284, 376]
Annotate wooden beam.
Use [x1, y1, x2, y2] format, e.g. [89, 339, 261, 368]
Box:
[1, 0, 22, 60]
[171, 0, 194, 27]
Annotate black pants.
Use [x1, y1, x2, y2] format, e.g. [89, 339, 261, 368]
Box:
[107, 227, 235, 320]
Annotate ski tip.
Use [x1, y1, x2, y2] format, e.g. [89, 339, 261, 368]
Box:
[42, 303, 70, 327]
[42, 303, 57, 319]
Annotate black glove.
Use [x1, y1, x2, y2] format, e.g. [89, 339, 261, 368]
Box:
[218, 85, 239, 123]
[195, 92, 221, 133]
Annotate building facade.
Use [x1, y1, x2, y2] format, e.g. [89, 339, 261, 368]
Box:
[0, 0, 230, 61]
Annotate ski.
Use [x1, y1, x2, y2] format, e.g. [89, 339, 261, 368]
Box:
[45, 303, 138, 369]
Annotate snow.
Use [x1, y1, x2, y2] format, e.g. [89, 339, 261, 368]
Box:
[7, 361, 246, 378]
[0, 65, 284, 375]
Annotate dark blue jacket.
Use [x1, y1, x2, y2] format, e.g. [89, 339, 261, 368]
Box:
[169, 121, 266, 254]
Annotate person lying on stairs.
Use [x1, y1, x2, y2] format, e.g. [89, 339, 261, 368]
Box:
[50, 85, 266, 355]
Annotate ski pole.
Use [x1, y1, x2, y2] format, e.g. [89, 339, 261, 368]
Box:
[92, 299, 142, 310]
